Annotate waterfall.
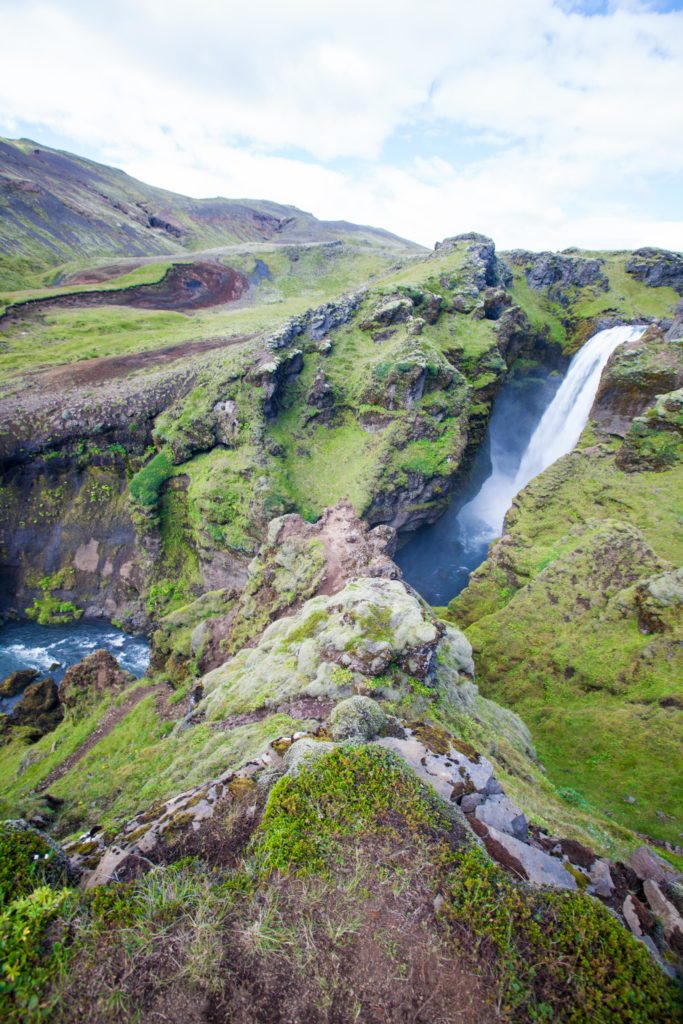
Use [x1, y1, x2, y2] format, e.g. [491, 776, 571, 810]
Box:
[513, 324, 645, 490]
[456, 324, 645, 548]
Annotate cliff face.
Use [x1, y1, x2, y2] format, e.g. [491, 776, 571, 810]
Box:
[447, 322, 683, 847]
[1, 193, 683, 1016]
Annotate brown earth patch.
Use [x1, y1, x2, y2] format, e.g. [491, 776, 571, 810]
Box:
[22, 331, 254, 389]
[1, 261, 249, 328]
[59, 262, 141, 285]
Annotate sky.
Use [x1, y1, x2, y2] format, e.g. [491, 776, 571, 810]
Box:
[0, 0, 682, 250]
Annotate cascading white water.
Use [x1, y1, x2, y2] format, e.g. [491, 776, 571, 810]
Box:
[513, 325, 646, 489]
[455, 324, 645, 548]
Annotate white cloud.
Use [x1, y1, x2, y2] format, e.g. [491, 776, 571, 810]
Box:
[0, 0, 681, 249]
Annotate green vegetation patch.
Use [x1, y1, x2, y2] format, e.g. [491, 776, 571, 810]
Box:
[443, 844, 681, 1022]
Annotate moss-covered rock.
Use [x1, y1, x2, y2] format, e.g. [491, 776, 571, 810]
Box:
[8, 677, 63, 739]
[0, 669, 39, 699]
[59, 649, 136, 719]
[329, 695, 387, 741]
[617, 387, 683, 471]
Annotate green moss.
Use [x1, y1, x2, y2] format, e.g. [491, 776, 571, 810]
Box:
[128, 449, 174, 510]
[0, 827, 70, 907]
[0, 886, 72, 1023]
[24, 570, 82, 625]
[252, 744, 450, 876]
[443, 844, 681, 1022]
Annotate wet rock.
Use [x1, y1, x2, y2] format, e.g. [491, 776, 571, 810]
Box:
[472, 819, 578, 890]
[60, 649, 136, 719]
[474, 794, 528, 841]
[11, 677, 63, 737]
[329, 696, 386, 742]
[0, 668, 39, 698]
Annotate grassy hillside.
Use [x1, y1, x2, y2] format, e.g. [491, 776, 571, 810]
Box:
[0, 137, 421, 288]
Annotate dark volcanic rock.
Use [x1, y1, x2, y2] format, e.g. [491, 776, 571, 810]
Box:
[626, 248, 683, 295]
[11, 677, 63, 738]
[507, 250, 608, 305]
[0, 668, 39, 698]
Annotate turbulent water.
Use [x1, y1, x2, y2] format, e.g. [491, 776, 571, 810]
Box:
[397, 325, 645, 604]
[0, 621, 149, 710]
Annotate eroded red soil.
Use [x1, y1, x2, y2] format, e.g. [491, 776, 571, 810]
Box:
[2, 261, 249, 326]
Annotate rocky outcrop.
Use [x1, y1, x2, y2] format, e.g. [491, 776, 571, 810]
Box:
[626, 247, 683, 295]
[59, 649, 136, 719]
[592, 325, 683, 436]
[265, 292, 365, 350]
[3, 676, 63, 739]
[505, 249, 609, 305]
[151, 502, 399, 679]
[0, 668, 39, 698]
[616, 387, 683, 472]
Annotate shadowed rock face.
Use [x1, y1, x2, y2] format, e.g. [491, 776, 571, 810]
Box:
[626, 248, 683, 295]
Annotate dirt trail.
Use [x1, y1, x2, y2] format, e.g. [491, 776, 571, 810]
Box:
[36, 683, 168, 793]
[28, 331, 254, 389]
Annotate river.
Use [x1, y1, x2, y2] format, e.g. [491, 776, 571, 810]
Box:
[0, 620, 149, 711]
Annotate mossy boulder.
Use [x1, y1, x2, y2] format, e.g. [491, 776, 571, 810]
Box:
[9, 677, 63, 738]
[329, 695, 386, 741]
[593, 327, 683, 437]
[59, 649, 136, 718]
[0, 668, 39, 699]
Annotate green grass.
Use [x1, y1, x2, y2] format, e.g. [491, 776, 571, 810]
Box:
[449, 442, 683, 843]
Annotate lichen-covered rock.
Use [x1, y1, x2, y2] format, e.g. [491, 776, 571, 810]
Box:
[282, 737, 335, 777]
[474, 794, 529, 842]
[329, 696, 386, 741]
[505, 249, 608, 304]
[59, 649, 136, 718]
